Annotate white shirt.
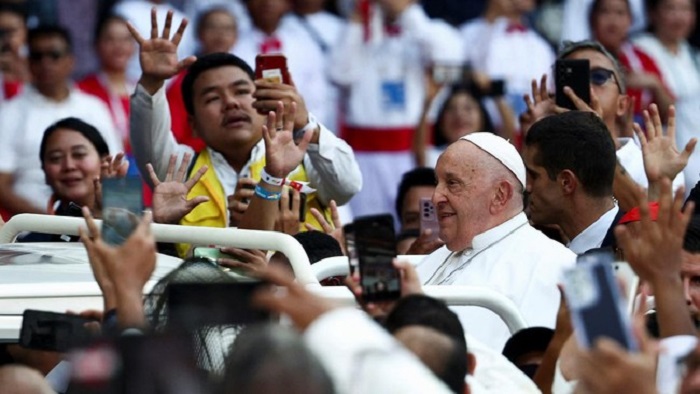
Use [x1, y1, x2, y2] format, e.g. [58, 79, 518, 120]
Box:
[129, 84, 362, 212]
[467, 333, 542, 393]
[233, 15, 330, 126]
[634, 34, 700, 193]
[114, 1, 197, 83]
[0, 86, 122, 210]
[616, 137, 686, 191]
[567, 205, 619, 255]
[460, 17, 555, 97]
[329, 4, 463, 128]
[417, 212, 576, 350]
[304, 308, 454, 394]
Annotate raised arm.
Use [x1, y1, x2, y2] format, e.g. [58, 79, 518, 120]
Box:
[127, 8, 196, 186]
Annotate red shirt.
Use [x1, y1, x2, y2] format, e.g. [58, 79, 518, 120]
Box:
[618, 42, 674, 115]
[166, 71, 206, 153]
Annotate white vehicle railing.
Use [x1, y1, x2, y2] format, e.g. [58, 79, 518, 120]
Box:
[0, 214, 318, 285]
[310, 256, 528, 334]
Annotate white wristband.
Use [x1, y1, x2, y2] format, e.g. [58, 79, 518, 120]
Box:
[261, 167, 285, 186]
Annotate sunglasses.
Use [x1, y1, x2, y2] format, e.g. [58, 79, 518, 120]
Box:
[29, 50, 67, 62]
[590, 67, 621, 92]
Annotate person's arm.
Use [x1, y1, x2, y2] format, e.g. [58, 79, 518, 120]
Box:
[0, 173, 45, 215]
[127, 8, 196, 187]
[412, 95, 432, 167]
[613, 161, 641, 212]
[398, 3, 464, 66]
[494, 95, 517, 143]
[327, 6, 365, 86]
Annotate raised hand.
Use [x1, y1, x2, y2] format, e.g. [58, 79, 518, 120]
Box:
[126, 8, 196, 94]
[304, 200, 344, 253]
[262, 101, 313, 178]
[637, 104, 697, 188]
[521, 75, 560, 133]
[148, 153, 209, 224]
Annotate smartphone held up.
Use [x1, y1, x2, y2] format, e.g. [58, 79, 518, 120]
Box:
[352, 214, 401, 302]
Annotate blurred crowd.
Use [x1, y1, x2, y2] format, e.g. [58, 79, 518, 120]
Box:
[0, 0, 700, 393]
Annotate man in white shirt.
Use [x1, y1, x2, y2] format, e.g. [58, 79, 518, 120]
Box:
[416, 132, 576, 350]
[0, 25, 122, 215]
[524, 111, 620, 254]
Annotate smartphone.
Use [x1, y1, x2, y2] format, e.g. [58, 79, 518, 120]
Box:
[562, 251, 637, 351]
[488, 79, 506, 97]
[555, 59, 590, 110]
[344, 223, 358, 276]
[20, 310, 96, 352]
[101, 176, 143, 246]
[166, 282, 271, 331]
[282, 189, 307, 223]
[354, 214, 401, 302]
[419, 198, 440, 242]
[255, 54, 290, 85]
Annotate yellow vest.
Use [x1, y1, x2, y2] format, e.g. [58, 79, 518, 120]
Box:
[176, 149, 333, 256]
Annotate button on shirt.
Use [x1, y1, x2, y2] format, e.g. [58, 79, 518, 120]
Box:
[567, 205, 619, 255]
[417, 212, 576, 350]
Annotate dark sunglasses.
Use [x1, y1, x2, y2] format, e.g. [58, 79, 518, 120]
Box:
[29, 50, 67, 62]
[590, 67, 621, 92]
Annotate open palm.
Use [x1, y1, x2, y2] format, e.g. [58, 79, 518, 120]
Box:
[148, 153, 209, 224]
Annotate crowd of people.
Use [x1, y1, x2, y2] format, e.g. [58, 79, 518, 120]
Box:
[0, 0, 700, 393]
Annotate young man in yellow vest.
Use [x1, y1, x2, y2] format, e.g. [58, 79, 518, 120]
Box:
[127, 9, 362, 255]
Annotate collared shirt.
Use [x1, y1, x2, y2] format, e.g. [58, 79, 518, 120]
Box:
[417, 212, 576, 350]
[567, 205, 619, 255]
[0, 85, 122, 210]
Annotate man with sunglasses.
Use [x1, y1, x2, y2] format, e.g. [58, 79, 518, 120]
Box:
[0, 25, 121, 216]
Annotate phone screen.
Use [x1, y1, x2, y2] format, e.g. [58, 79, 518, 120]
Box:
[354, 214, 400, 302]
[101, 176, 143, 246]
[555, 59, 590, 110]
[166, 282, 270, 331]
[563, 251, 637, 351]
[20, 310, 96, 352]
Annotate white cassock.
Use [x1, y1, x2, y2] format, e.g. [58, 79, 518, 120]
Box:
[417, 212, 576, 350]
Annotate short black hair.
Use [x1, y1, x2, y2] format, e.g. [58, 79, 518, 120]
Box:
[525, 111, 616, 198]
[195, 7, 237, 38]
[93, 14, 129, 45]
[589, 0, 631, 36]
[294, 230, 343, 264]
[0, 3, 27, 24]
[685, 215, 700, 253]
[27, 24, 72, 52]
[433, 83, 494, 147]
[385, 295, 467, 393]
[395, 167, 436, 221]
[181, 52, 255, 115]
[40, 117, 110, 166]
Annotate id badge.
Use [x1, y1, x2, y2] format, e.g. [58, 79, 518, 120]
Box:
[381, 81, 406, 111]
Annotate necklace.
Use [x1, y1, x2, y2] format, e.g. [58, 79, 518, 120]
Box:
[423, 222, 528, 285]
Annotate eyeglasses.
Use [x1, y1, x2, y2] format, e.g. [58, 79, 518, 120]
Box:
[29, 50, 68, 62]
[590, 67, 622, 93]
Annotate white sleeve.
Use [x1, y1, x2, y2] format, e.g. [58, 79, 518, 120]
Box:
[303, 121, 362, 206]
[304, 308, 454, 394]
[328, 22, 365, 86]
[399, 5, 464, 65]
[130, 84, 193, 187]
[560, 0, 593, 43]
[656, 335, 698, 394]
[89, 99, 124, 155]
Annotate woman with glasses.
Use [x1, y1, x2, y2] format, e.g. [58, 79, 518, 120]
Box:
[633, 0, 700, 192]
[589, 0, 675, 122]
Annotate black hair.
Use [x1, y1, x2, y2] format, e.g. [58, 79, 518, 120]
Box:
[181, 52, 255, 115]
[195, 6, 237, 38]
[93, 14, 129, 46]
[395, 167, 436, 221]
[433, 83, 494, 147]
[293, 230, 343, 264]
[385, 295, 467, 393]
[0, 3, 27, 24]
[40, 117, 110, 166]
[558, 39, 627, 93]
[525, 111, 616, 198]
[220, 324, 335, 394]
[685, 215, 700, 253]
[27, 24, 72, 52]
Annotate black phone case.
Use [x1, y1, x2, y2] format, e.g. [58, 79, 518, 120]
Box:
[20, 310, 94, 352]
[555, 59, 590, 110]
[354, 214, 400, 302]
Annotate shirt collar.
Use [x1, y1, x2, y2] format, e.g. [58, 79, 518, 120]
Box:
[568, 205, 619, 254]
[207, 139, 265, 197]
[471, 212, 528, 251]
